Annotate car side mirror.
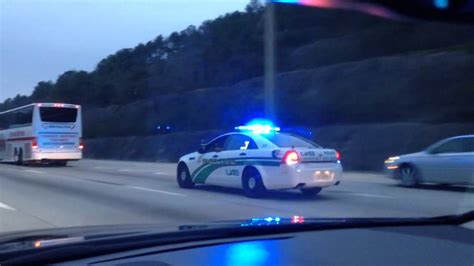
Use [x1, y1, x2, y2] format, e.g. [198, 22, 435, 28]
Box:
[198, 144, 206, 154]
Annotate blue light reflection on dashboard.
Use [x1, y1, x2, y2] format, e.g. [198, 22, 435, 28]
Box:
[209, 240, 281, 266]
[227, 242, 269, 266]
[240, 217, 281, 227]
[434, 0, 449, 9]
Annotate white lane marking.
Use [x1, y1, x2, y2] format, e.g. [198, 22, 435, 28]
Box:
[118, 169, 157, 173]
[345, 178, 396, 185]
[0, 202, 16, 211]
[23, 169, 46, 174]
[94, 166, 115, 170]
[154, 172, 170, 175]
[118, 169, 149, 172]
[345, 192, 392, 199]
[0, 167, 18, 171]
[127, 186, 185, 197]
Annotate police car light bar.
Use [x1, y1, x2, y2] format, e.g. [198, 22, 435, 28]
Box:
[235, 124, 281, 135]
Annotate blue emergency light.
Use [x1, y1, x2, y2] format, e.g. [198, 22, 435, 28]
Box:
[235, 119, 280, 135]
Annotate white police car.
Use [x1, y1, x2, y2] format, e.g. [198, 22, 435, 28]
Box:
[177, 123, 343, 197]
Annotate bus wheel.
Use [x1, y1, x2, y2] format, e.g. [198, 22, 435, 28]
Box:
[55, 161, 68, 167]
[16, 148, 23, 166]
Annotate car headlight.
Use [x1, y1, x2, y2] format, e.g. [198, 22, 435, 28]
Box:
[384, 156, 400, 164]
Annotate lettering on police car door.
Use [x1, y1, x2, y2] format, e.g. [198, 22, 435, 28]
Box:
[225, 169, 239, 176]
[301, 151, 315, 156]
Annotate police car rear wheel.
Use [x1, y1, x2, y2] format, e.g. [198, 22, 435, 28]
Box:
[300, 187, 322, 197]
[248, 177, 257, 189]
[242, 168, 266, 198]
[177, 165, 194, 189]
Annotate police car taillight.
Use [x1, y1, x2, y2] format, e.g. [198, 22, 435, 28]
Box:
[336, 151, 341, 161]
[283, 150, 300, 165]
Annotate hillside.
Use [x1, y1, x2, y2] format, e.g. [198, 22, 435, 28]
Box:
[3, 3, 474, 118]
[81, 49, 474, 138]
[2, 2, 474, 169]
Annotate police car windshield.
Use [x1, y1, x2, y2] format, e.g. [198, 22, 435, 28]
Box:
[264, 133, 321, 148]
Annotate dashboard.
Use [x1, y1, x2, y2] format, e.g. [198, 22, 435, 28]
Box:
[67, 225, 474, 265]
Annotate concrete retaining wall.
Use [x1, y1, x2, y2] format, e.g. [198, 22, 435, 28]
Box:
[84, 123, 474, 171]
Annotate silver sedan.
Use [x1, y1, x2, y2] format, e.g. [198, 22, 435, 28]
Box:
[384, 135, 474, 187]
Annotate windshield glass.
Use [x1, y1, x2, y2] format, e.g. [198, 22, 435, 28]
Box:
[39, 107, 77, 123]
[0, 0, 473, 238]
[265, 133, 321, 148]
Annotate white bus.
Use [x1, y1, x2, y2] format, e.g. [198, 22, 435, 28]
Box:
[0, 103, 83, 166]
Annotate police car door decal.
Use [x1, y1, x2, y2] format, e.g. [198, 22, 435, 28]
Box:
[192, 157, 280, 184]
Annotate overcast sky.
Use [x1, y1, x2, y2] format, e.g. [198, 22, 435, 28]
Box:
[0, 0, 249, 101]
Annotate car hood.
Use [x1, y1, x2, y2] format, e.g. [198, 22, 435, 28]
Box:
[399, 151, 426, 159]
[1, 213, 471, 247]
[0, 212, 472, 263]
[0, 219, 295, 244]
[179, 151, 199, 161]
[0, 224, 170, 247]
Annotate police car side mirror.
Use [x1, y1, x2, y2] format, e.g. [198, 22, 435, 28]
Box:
[198, 145, 206, 154]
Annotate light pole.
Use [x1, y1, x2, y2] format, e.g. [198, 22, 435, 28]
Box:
[264, 0, 276, 121]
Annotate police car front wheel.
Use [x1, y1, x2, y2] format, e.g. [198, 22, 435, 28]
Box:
[242, 168, 266, 198]
[177, 164, 194, 189]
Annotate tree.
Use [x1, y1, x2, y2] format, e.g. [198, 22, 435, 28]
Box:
[0, 94, 31, 111]
[31, 81, 54, 101]
[246, 0, 264, 14]
[51, 70, 92, 104]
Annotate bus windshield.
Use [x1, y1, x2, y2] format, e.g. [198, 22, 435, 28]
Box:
[40, 107, 78, 123]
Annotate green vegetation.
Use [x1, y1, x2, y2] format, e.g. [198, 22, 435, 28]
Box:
[1, 2, 385, 110]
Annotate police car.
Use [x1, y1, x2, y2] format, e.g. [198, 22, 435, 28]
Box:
[177, 123, 343, 197]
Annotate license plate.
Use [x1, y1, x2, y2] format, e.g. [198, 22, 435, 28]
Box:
[314, 170, 334, 180]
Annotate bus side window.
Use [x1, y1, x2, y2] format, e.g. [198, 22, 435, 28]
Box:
[9, 107, 33, 129]
[0, 113, 13, 130]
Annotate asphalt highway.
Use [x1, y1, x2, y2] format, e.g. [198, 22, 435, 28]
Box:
[1, 160, 473, 233]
